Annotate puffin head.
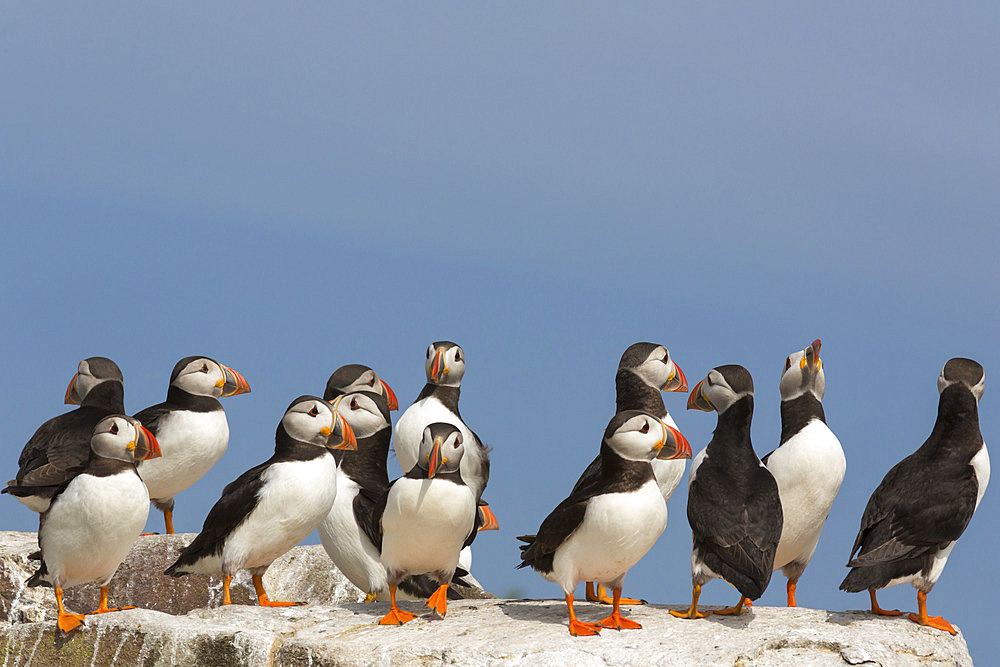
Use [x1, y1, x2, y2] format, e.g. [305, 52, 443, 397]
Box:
[619, 342, 688, 393]
[334, 390, 391, 440]
[938, 358, 985, 403]
[65, 357, 123, 405]
[425, 341, 465, 387]
[688, 365, 754, 414]
[779, 339, 825, 401]
[324, 364, 398, 411]
[417, 423, 465, 478]
[91, 415, 161, 462]
[604, 410, 692, 462]
[282, 395, 356, 451]
[169, 356, 251, 399]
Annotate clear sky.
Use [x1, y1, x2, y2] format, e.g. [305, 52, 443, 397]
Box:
[2, 3, 998, 660]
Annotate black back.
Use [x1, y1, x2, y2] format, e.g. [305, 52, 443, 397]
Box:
[840, 384, 983, 592]
[165, 420, 329, 575]
[686, 396, 783, 600]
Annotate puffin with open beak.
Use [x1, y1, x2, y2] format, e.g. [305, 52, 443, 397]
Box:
[671, 365, 783, 620]
[519, 410, 691, 636]
[571, 342, 688, 605]
[373, 422, 478, 625]
[762, 339, 845, 606]
[5, 357, 125, 513]
[165, 395, 356, 608]
[841, 358, 989, 634]
[27, 415, 161, 633]
[133, 356, 251, 534]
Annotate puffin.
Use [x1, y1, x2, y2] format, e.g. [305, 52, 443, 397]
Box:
[324, 364, 399, 411]
[571, 342, 688, 605]
[372, 422, 477, 624]
[164, 395, 356, 607]
[393, 341, 498, 532]
[518, 410, 691, 636]
[671, 365, 783, 619]
[762, 339, 845, 606]
[5, 357, 125, 513]
[27, 415, 161, 633]
[840, 357, 989, 635]
[134, 356, 251, 534]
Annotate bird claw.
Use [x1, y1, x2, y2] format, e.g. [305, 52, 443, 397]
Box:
[57, 612, 85, 633]
[378, 608, 416, 625]
[597, 612, 642, 630]
[568, 619, 602, 636]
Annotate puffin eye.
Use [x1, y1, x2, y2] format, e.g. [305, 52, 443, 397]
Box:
[309, 406, 319, 416]
[350, 397, 359, 410]
[368, 378, 375, 387]
[201, 364, 209, 373]
[640, 421, 649, 433]
[454, 350, 462, 362]
[784, 358, 792, 371]
[110, 423, 119, 435]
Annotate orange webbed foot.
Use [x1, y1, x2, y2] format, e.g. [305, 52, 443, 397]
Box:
[257, 599, 305, 607]
[568, 619, 602, 636]
[597, 611, 642, 630]
[670, 607, 709, 619]
[89, 605, 135, 615]
[424, 584, 448, 617]
[873, 606, 904, 617]
[908, 612, 957, 635]
[379, 607, 417, 625]
[591, 584, 645, 605]
[57, 612, 85, 633]
[714, 597, 749, 616]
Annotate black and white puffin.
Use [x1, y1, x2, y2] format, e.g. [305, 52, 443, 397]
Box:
[572, 342, 688, 605]
[5, 357, 125, 513]
[28, 415, 161, 633]
[324, 364, 399, 410]
[671, 365, 783, 619]
[373, 422, 477, 625]
[518, 410, 691, 636]
[840, 357, 989, 634]
[394, 341, 498, 534]
[134, 356, 251, 534]
[762, 339, 845, 606]
[164, 395, 356, 607]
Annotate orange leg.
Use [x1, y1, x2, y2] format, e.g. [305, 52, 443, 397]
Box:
[253, 574, 304, 607]
[566, 593, 601, 636]
[425, 584, 449, 617]
[378, 585, 416, 625]
[55, 587, 85, 633]
[786, 579, 797, 607]
[222, 576, 232, 605]
[670, 584, 709, 619]
[870, 589, 903, 617]
[714, 594, 749, 616]
[907, 590, 957, 635]
[590, 583, 645, 605]
[597, 587, 642, 630]
[164, 510, 175, 535]
[89, 585, 134, 614]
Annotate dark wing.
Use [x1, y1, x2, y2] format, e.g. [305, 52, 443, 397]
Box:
[469, 428, 491, 489]
[687, 463, 782, 598]
[365, 480, 394, 553]
[132, 401, 173, 437]
[569, 453, 601, 495]
[847, 451, 977, 567]
[165, 460, 270, 575]
[10, 407, 104, 490]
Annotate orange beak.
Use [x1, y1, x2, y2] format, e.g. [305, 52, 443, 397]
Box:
[136, 425, 162, 460]
[687, 379, 714, 411]
[663, 363, 688, 393]
[64, 373, 81, 405]
[427, 439, 441, 478]
[331, 413, 357, 450]
[220, 365, 251, 397]
[477, 504, 500, 531]
[380, 379, 399, 411]
[429, 348, 445, 384]
[660, 424, 692, 460]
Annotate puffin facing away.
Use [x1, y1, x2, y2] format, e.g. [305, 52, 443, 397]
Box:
[324, 364, 399, 410]
[28, 415, 161, 633]
[672, 365, 783, 619]
[5, 357, 125, 513]
[165, 396, 356, 607]
[134, 356, 251, 534]
[373, 423, 478, 625]
[840, 358, 989, 634]
[573, 342, 688, 605]
[518, 411, 691, 636]
[763, 340, 845, 606]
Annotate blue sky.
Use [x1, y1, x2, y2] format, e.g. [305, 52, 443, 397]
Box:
[2, 3, 998, 659]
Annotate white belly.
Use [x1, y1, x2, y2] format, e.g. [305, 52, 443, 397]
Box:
[215, 455, 338, 574]
[139, 410, 229, 500]
[972, 441, 990, 509]
[394, 398, 485, 498]
[380, 477, 475, 578]
[40, 471, 150, 588]
[547, 481, 667, 593]
[766, 420, 846, 571]
[317, 468, 387, 595]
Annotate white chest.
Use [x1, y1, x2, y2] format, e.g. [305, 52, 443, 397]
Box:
[395, 398, 473, 472]
[138, 409, 230, 500]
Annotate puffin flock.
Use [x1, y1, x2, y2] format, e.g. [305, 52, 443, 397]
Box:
[2, 342, 989, 638]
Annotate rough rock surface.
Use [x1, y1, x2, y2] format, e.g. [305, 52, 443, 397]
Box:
[0, 532, 973, 666]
